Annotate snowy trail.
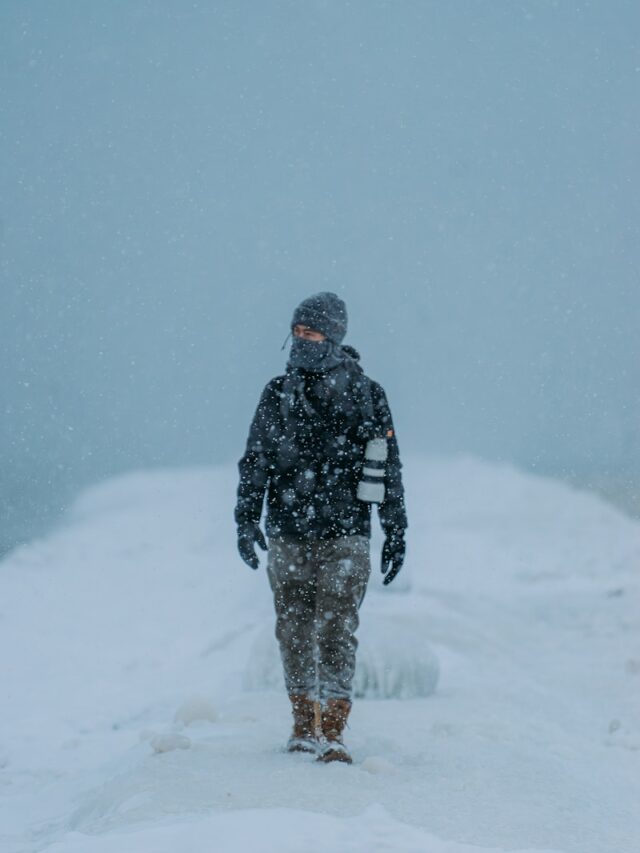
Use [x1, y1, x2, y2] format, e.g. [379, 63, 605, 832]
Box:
[0, 457, 638, 853]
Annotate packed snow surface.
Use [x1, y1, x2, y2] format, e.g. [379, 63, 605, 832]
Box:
[0, 456, 638, 853]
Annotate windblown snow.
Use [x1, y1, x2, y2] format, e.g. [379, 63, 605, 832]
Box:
[0, 457, 638, 853]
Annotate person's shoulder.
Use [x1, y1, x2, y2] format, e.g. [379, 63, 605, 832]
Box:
[363, 376, 387, 399]
[349, 369, 387, 408]
[345, 355, 383, 396]
[367, 379, 397, 417]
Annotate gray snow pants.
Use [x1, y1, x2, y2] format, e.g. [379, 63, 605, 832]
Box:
[267, 535, 371, 702]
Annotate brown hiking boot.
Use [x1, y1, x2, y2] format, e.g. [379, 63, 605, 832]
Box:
[286, 694, 318, 754]
[317, 698, 352, 764]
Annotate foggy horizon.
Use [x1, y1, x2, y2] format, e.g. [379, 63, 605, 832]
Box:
[2, 0, 639, 551]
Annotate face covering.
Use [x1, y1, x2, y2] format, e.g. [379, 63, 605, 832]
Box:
[288, 336, 345, 372]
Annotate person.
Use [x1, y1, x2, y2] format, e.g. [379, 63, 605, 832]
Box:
[234, 292, 407, 764]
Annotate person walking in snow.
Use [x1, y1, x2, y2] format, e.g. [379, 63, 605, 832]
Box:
[235, 293, 407, 764]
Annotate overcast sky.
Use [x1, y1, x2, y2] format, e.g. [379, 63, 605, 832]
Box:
[1, 0, 638, 548]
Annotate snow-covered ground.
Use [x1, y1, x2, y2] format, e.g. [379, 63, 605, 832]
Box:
[1, 456, 638, 853]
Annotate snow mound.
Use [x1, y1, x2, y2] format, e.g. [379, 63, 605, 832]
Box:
[149, 733, 191, 754]
[46, 804, 568, 853]
[173, 696, 218, 726]
[244, 614, 439, 700]
[353, 614, 439, 699]
[2, 456, 639, 853]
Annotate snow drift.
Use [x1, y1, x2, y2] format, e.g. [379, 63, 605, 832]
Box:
[0, 456, 638, 853]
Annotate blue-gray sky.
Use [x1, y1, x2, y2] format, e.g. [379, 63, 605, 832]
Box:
[1, 0, 638, 548]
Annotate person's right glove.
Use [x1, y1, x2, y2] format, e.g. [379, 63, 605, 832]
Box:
[237, 521, 267, 570]
[380, 528, 406, 585]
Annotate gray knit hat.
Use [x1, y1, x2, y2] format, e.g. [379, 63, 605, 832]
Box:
[291, 292, 348, 344]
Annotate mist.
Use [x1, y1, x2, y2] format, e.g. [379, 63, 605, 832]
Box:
[2, 0, 638, 551]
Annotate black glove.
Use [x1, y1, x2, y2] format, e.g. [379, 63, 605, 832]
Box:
[381, 529, 406, 586]
[237, 521, 267, 570]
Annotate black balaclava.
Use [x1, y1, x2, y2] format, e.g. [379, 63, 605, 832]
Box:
[288, 292, 348, 373]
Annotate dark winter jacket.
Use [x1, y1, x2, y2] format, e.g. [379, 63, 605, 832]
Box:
[235, 351, 407, 542]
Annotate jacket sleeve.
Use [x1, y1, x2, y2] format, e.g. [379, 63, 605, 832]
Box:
[234, 382, 277, 527]
[371, 382, 408, 534]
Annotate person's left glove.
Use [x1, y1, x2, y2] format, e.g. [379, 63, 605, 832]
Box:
[237, 521, 267, 570]
[381, 528, 406, 586]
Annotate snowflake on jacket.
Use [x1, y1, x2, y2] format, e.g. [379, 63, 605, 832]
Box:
[235, 348, 407, 542]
